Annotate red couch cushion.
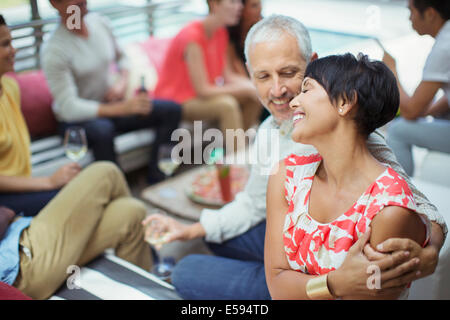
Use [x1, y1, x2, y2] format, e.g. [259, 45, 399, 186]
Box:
[0, 282, 32, 300]
[7, 71, 57, 138]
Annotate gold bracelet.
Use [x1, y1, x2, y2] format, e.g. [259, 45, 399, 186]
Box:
[306, 274, 334, 300]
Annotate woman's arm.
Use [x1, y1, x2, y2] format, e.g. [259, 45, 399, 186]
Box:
[184, 42, 255, 99]
[363, 205, 427, 299]
[0, 163, 81, 193]
[265, 160, 315, 299]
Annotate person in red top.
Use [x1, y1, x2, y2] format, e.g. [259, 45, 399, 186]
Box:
[154, 0, 261, 149]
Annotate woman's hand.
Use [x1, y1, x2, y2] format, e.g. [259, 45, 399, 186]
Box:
[327, 229, 416, 299]
[48, 162, 82, 189]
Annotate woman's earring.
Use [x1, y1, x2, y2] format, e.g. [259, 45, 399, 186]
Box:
[339, 108, 344, 113]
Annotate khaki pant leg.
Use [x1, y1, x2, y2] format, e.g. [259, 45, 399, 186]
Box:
[76, 197, 151, 270]
[183, 95, 244, 133]
[14, 162, 140, 299]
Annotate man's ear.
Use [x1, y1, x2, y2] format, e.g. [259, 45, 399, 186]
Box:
[310, 52, 318, 63]
[423, 6, 438, 22]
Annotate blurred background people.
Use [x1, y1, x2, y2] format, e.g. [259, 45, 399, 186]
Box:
[154, 0, 262, 151]
[42, 0, 182, 184]
[384, 0, 450, 176]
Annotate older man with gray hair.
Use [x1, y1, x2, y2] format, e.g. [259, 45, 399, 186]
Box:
[144, 15, 447, 300]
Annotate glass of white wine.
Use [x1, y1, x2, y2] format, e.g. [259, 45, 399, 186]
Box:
[64, 127, 88, 162]
[157, 144, 180, 177]
[145, 216, 175, 281]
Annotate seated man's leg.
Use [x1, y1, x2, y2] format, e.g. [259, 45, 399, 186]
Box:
[59, 119, 116, 162]
[207, 221, 266, 262]
[112, 99, 182, 182]
[172, 222, 269, 300]
[387, 117, 450, 176]
[14, 162, 151, 299]
[0, 189, 59, 217]
[172, 254, 270, 300]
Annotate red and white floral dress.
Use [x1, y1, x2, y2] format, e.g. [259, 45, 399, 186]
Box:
[283, 153, 430, 278]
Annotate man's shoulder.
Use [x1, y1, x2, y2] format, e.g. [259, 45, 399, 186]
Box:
[257, 115, 276, 131]
[426, 22, 450, 68]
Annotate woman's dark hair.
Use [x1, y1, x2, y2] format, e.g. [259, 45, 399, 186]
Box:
[413, 0, 450, 20]
[227, 0, 247, 65]
[0, 15, 6, 26]
[304, 53, 399, 138]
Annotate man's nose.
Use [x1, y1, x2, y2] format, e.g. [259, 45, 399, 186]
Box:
[270, 78, 287, 98]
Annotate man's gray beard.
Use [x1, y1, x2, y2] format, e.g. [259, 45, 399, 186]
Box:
[274, 117, 294, 135]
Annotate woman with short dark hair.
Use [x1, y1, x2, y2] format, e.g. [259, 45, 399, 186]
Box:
[265, 53, 430, 300]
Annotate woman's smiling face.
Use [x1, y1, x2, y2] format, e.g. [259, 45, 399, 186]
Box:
[290, 77, 341, 144]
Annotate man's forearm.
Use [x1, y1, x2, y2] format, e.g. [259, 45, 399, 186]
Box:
[188, 222, 206, 240]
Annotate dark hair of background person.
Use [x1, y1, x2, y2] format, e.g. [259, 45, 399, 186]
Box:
[227, 0, 247, 67]
[413, 0, 450, 20]
[304, 53, 400, 138]
[0, 14, 6, 26]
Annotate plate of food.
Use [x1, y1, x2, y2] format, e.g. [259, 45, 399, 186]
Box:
[186, 165, 250, 207]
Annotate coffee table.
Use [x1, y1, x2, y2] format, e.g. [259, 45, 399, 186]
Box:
[141, 165, 250, 221]
[141, 166, 218, 221]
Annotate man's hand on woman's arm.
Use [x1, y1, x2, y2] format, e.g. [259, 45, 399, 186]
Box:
[365, 221, 444, 284]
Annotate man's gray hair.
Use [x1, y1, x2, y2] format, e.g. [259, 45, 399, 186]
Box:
[244, 14, 312, 67]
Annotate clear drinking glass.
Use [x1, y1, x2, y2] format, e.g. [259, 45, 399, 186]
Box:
[145, 216, 175, 281]
[157, 144, 180, 177]
[64, 127, 88, 162]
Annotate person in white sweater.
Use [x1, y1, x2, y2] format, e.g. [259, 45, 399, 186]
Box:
[42, 0, 182, 184]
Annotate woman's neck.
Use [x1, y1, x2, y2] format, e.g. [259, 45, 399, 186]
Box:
[313, 129, 380, 190]
[202, 14, 224, 38]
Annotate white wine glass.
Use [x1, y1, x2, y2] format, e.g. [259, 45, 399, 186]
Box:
[64, 127, 88, 162]
[157, 144, 180, 177]
[145, 213, 175, 281]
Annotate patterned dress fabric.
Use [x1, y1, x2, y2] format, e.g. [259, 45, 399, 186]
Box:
[283, 153, 429, 276]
